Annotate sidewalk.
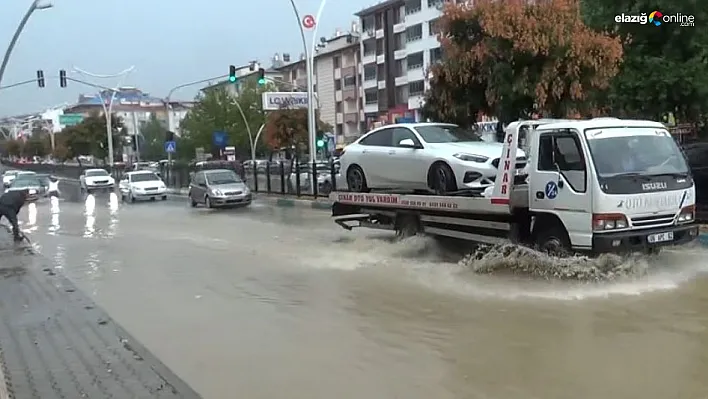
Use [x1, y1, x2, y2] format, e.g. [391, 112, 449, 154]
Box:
[0, 235, 200, 399]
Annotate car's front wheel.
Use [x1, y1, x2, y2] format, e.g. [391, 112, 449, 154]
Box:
[428, 162, 458, 195]
[205, 196, 212, 208]
[346, 165, 370, 193]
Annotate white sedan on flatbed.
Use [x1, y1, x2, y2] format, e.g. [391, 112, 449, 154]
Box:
[339, 123, 526, 195]
[118, 171, 167, 202]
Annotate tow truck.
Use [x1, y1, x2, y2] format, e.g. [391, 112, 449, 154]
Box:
[329, 118, 699, 255]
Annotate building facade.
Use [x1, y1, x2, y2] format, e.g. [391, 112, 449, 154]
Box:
[357, 0, 446, 128]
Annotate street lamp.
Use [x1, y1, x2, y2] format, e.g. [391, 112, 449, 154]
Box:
[73, 66, 135, 167]
[288, 0, 327, 195]
[0, 0, 53, 88]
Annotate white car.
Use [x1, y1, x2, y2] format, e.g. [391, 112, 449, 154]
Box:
[80, 168, 115, 192]
[118, 171, 167, 202]
[2, 170, 19, 187]
[339, 123, 526, 194]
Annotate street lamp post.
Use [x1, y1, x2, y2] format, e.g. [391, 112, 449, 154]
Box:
[73, 66, 135, 167]
[288, 0, 327, 195]
[0, 0, 53, 88]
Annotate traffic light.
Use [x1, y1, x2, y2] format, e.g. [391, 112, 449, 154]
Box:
[165, 130, 175, 142]
[316, 139, 325, 148]
[36, 70, 44, 87]
[257, 68, 265, 85]
[229, 65, 236, 82]
[59, 70, 67, 88]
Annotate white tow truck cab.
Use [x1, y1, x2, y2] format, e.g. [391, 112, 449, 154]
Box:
[330, 118, 699, 255]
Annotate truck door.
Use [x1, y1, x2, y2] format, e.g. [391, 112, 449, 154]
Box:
[529, 128, 593, 249]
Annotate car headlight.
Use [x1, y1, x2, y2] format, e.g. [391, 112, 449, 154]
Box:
[453, 153, 489, 163]
[212, 189, 223, 196]
[28, 189, 36, 194]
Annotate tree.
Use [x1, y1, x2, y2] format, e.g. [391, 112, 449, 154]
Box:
[581, 0, 708, 123]
[137, 114, 167, 161]
[24, 135, 48, 157]
[422, 0, 624, 127]
[180, 80, 275, 160]
[61, 112, 124, 162]
[263, 105, 332, 157]
[5, 139, 23, 157]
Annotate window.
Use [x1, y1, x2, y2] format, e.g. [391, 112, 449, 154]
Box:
[363, 40, 376, 56]
[131, 172, 160, 182]
[359, 128, 393, 146]
[193, 172, 205, 184]
[333, 56, 341, 68]
[335, 79, 342, 90]
[409, 80, 425, 95]
[406, 24, 423, 42]
[364, 89, 378, 104]
[343, 76, 356, 87]
[336, 124, 343, 135]
[428, 18, 441, 36]
[205, 171, 241, 184]
[335, 102, 342, 112]
[430, 47, 443, 64]
[428, 0, 443, 7]
[414, 124, 481, 143]
[392, 128, 421, 146]
[376, 39, 384, 55]
[85, 169, 109, 177]
[364, 64, 376, 80]
[405, 0, 422, 14]
[537, 130, 586, 192]
[407, 52, 424, 69]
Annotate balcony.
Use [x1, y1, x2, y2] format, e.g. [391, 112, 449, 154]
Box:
[336, 113, 344, 124]
[375, 28, 384, 38]
[363, 78, 377, 89]
[394, 49, 407, 59]
[378, 80, 386, 89]
[341, 66, 356, 77]
[342, 87, 357, 100]
[364, 29, 375, 39]
[295, 78, 306, 89]
[364, 103, 379, 114]
[334, 69, 341, 79]
[408, 94, 424, 109]
[363, 53, 376, 65]
[344, 112, 358, 124]
[407, 67, 425, 81]
[393, 20, 406, 33]
[376, 54, 385, 64]
[335, 90, 342, 101]
[395, 75, 408, 86]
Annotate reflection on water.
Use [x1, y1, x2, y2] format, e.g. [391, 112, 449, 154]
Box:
[84, 194, 95, 238]
[26, 203, 37, 232]
[49, 196, 60, 235]
[109, 193, 119, 213]
[108, 193, 119, 237]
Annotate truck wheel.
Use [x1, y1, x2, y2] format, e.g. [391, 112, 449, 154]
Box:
[346, 165, 370, 192]
[533, 223, 572, 257]
[395, 214, 420, 239]
[428, 162, 458, 195]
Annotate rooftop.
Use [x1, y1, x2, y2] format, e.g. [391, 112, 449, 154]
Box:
[355, 0, 405, 17]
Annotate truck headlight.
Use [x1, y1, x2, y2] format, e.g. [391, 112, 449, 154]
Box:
[453, 153, 489, 163]
[592, 213, 628, 231]
[677, 205, 694, 222]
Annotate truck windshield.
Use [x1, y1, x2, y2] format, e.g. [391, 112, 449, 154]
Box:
[585, 127, 688, 177]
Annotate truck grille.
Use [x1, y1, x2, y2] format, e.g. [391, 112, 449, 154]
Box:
[492, 157, 526, 169]
[630, 213, 675, 228]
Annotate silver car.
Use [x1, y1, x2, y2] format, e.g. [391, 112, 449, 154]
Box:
[188, 169, 252, 208]
[6, 176, 42, 201]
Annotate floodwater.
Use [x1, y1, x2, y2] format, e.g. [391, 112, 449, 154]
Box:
[7, 192, 708, 399]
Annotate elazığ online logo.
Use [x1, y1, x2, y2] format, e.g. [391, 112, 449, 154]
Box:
[615, 11, 695, 26]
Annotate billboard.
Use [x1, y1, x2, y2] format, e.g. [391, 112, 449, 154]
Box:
[262, 92, 316, 111]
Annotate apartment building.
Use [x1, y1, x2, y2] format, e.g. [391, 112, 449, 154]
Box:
[357, 0, 447, 128]
[273, 31, 364, 144]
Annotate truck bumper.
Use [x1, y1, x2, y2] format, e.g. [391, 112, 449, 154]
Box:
[592, 223, 699, 254]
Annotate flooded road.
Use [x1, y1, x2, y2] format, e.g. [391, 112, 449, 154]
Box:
[12, 194, 708, 399]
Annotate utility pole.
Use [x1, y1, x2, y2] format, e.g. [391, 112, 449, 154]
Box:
[0, 0, 53, 87]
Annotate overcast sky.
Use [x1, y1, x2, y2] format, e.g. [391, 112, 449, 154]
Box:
[0, 0, 375, 117]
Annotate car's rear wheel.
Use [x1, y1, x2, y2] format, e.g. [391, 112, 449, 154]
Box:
[346, 165, 370, 193]
[428, 162, 458, 195]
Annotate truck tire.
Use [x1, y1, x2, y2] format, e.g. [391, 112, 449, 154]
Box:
[395, 213, 420, 238]
[533, 222, 572, 256]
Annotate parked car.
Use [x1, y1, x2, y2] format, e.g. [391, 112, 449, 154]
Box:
[289, 161, 338, 194]
[118, 171, 167, 202]
[132, 162, 161, 177]
[6, 176, 42, 201]
[2, 170, 19, 187]
[339, 123, 526, 195]
[189, 169, 251, 208]
[79, 168, 115, 193]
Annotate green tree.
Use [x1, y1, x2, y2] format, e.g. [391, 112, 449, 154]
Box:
[582, 0, 708, 123]
[24, 135, 48, 157]
[62, 112, 124, 162]
[137, 114, 167, 161]
[5, 139, 23, 157]
[422, 0, 624, 127]
[264, 105, 332, 157]
[179, 80, 275, 160]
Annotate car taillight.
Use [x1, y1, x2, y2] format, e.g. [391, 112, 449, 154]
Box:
[592, 213, 628, 231]
[677, 205, 694, 223]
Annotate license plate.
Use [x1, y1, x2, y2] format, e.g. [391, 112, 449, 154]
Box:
[647, 231, 674, 243]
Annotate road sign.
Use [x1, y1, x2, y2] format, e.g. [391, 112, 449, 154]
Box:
[59, 113, 84, 126]
[164, 141, 176, 153]
[302, 14, 316, 29]
[212, 131, 228, 147]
